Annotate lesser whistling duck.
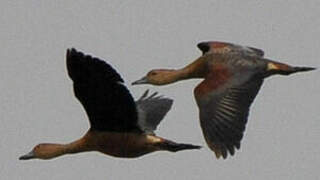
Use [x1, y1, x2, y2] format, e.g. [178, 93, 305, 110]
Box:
[132, 41, 315, 159]
[19, 49, 200, 160]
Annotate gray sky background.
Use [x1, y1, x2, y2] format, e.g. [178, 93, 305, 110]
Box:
[1, 1, 319, 180]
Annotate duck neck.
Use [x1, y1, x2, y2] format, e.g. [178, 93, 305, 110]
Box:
[166, 69, 190, 83]
[179, 56, 207, 79]
[41, 143, 69, 159]
[64, 134, 90, 155]
[45, 135, 89, 159]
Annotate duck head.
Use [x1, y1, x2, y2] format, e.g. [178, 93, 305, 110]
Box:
[132, 69, 183, 86]
[19, 143, 65, 160]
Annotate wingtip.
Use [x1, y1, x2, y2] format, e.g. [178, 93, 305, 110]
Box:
[213, 151, 229, 159]
[66, 48, 79, 58]
[138, 89, 150, 100]
[209, 143, 239, 159]
[67, 47, 75, 53]
[66, 48, 71, 57]
[149, 92, 159, 98]
[136, 90, 174, 105]
[213, 150, 222, 159]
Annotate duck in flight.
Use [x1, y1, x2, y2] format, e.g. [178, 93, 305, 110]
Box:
[19, 49, 200, 160]
[132, 41, 315, 159]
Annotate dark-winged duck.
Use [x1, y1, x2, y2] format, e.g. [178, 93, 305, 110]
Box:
[19, 49, 200, 160]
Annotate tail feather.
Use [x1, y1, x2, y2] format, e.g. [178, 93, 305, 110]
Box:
[267, 62, 316, 76]
[281, 66, 316, 75]
[160, 140, 201, 152]
[292, 66, 316, 73]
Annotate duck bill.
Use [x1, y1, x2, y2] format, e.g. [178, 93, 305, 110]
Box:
[19, 151, 35, 160]
[131, 76, 148, 85]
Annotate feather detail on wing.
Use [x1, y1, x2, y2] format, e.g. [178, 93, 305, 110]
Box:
[136, 90, 173, 134]
[194, 69, 264, 158]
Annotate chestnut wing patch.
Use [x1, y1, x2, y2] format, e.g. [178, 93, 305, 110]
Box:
[194, 65, 231, 100]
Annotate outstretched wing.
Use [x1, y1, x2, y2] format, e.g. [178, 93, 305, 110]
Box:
[66, 48, 141, 132]
[194, 62, 264, 159]
[197, 41, 264, 58]
[135, 90, 173, 134]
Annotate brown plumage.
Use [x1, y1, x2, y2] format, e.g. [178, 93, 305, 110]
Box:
[132, 41, 315, 159]
[19, 49, 201, 161]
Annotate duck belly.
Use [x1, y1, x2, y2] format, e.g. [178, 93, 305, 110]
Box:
[90, 132, 159, 158]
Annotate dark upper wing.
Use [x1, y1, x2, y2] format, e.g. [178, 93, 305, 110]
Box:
[194, 63, 264, 159]
[66, 48, 141, 132]
[197, 41, 264, 58]
[135, 90, 173, 134]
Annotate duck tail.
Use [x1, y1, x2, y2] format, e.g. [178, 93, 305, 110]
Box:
[266, 61, 316, 76]
[160, 140, 201, 152]
[289, 66, 316, 74]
